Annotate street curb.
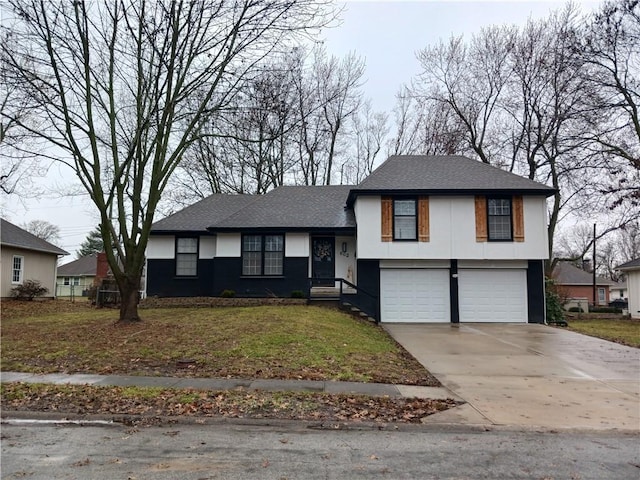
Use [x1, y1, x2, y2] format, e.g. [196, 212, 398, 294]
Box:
[3, 410, 639, 435]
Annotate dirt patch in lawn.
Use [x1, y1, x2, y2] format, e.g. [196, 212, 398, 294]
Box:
[1, 300, 439, 386]
[1, 383, 458, 424]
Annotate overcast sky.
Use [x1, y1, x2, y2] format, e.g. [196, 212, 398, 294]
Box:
[1, 0, 599, 260]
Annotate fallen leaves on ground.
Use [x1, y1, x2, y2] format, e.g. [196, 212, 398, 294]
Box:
[1, 382, 458, 424]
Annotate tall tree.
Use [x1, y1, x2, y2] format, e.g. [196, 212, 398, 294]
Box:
[77, 227, 104, 258]
[1, 0, 334, 322]
[415, 26, 516, 164]
[581, 0, 640, 209]
[22, 219, 60, 244]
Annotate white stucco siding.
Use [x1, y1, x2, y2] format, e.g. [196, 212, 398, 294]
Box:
[627, 270, 640, 319]
[216, 233, 241, 257]
[355, 195, 549, 260]
[146, 236, 175, 259]
[199, 236, 216, 259]
[285, 233, 309, 257]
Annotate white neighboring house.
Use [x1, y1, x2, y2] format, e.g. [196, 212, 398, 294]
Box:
[56, 254, 98, 297]
[616, 259, 640, 319]
[1, 218, 69, 298]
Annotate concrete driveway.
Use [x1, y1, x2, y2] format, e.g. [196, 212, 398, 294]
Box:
[384, 323, 640, 431]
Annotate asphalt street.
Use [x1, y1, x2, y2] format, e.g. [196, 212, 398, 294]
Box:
[1, 420, 638, 479]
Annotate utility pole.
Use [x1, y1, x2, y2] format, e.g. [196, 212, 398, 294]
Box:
[592, 223, 597, 307]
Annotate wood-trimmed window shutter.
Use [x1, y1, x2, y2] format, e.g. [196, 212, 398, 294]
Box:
[418, 196, 430, 242]
[513, 195, 524, 242]
[475, 196, 488, 242]
[381, 196, 393, 242]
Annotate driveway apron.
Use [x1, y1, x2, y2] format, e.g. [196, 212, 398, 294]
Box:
[384, 323, 640, 431]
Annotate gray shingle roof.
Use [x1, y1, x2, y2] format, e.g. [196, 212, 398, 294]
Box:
[1, 218, 68, 256]
[57, 254, 98, 276]
[552, 262, 616, 286]
[347, 155, 555, 206]
[151, 194, 256, 232]
[210, 185, 355, 231]
[616, 258, 640, 270]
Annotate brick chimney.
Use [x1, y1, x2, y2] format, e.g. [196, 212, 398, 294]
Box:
[95, 252, 110, 285]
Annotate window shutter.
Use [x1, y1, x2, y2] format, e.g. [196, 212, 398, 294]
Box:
[418, 196, 430, 242]
[475, 196, 488, 242]
[381, 197, 393, 242]
[513, 195, 524, 242]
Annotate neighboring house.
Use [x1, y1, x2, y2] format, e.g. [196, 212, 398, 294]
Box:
[610, 281, 628, 301]
[616, 259, 640, 319]
[552, 261, 616, 310]
[145, 155, 555, 324]
[56, 254, 98, 297]
[1, 218, 69, 298]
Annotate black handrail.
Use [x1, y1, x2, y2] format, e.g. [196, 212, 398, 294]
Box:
[309, 277, 379, 323]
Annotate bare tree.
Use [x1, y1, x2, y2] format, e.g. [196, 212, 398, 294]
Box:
[345, 100, 388, 183]
[0, 62, 48, 197]
[415, 26, 516, 164]
[387, 86, 466, 156]
[21, 219, 60, 244]
[1, 0, 335, 322]
[580, 0, 640, 211]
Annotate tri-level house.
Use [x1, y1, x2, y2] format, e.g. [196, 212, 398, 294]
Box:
[145, 155, 555, 323]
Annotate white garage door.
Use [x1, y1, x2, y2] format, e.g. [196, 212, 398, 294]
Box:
[380, 269, 450, 323]
[458, 269, 527, 323]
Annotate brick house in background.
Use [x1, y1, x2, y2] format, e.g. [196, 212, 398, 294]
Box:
[552, 261, 615, 310]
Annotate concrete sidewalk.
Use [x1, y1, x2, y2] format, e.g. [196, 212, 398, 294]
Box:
[0, 371, 458, 401]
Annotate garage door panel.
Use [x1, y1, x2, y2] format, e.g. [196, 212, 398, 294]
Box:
[459, 269, 527, 323]
[380, 269, 450, 323]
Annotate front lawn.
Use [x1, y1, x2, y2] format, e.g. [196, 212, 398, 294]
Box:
[1, 300, 437, 386]
[565, 318, 640, 348]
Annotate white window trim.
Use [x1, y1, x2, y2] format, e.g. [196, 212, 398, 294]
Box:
[12, 255, 24, 284]
[597, 287, 606, 304]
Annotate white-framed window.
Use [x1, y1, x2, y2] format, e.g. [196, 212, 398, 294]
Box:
[72, 277, 80, 286]
[12, 256, 24, 284]
[242, 234, 284, 276]
[176, 237, 198, 276]
[63, 277, 71, 286]
[597, 287, 606, 304]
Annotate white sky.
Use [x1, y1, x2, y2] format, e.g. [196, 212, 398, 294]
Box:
[1, 0, 599, 260]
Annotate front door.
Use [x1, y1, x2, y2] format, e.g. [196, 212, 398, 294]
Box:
[312, 237, 335, 286]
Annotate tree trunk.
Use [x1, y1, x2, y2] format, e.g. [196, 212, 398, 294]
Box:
[118, 279, 141, 323]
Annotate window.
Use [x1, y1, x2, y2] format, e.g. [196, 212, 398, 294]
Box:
[12, 256, 23, 284]
[176, 237, 198, 276]
[63, 277, 70, 286]
[242, 234, 284, 276]
[598, 287, 606, 305]
[72, 277, 80, 286]
[393, 199, 417, 240]
[487, 198, 512, 241]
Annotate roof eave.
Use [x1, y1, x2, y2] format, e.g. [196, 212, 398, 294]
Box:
[207, 226, 356, 234]
[346, 187, 557, 206]
[1, 241, 69, 256]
